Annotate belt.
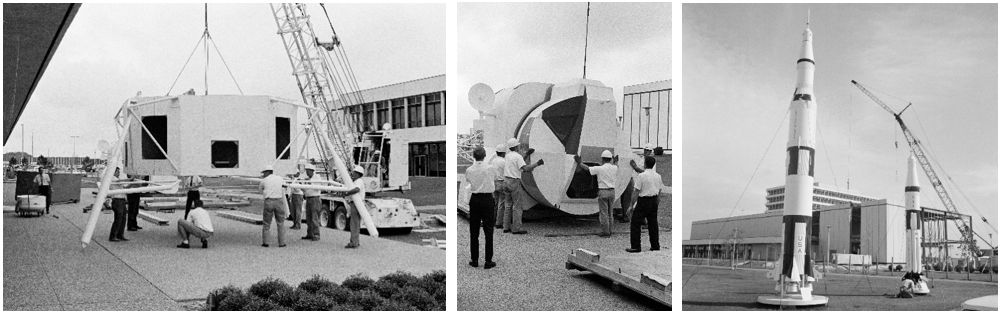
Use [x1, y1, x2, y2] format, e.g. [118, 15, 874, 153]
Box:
[599, 188, 614, 190]
[304, 195, 320, 198]
[639, 195, 658, 198]
[472, 192, 493, 195]
[265, 197, 283, 200]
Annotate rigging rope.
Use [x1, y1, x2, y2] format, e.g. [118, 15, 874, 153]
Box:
[683, 108, 791, 288]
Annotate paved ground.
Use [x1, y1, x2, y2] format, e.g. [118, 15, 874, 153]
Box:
[681, 265, 998, 311]
[3, 188, 445, 310]
[456, 214, 670, 311]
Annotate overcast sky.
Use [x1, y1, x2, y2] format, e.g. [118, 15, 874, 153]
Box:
[456, 2, 671, 133]
[682, 4, 998, 246]
[3, 3, 443, 158]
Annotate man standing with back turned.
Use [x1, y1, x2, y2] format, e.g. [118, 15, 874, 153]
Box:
[627, 156, 662, 253]
[259, 165, 288, 248]
[465, 146, 497, 269]
[575, 150, 618, 237]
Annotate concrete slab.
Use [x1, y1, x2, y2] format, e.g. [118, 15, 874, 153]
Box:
[61, 188, 446, 301]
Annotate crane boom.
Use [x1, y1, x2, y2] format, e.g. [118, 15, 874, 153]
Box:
[851, 80, 980, 254]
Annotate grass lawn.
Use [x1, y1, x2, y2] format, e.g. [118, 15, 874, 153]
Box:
[681, 266, 997, 311]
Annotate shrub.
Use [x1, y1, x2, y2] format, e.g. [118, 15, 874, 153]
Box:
[371, 280, 403, 298]
[299, 274, 338, 293]
[248, 277, 293, 299]
[330, 303, 365, 311]
[268, 288, 303, 308]
[217, 293, 255, 311]
[242, 297, 285, 311]
[894, 265, 903, 271]
[295, 292, 335, 311]
[431, 283, 446, 305]
[373, 299, 419, 311]
[379, 271, 420, 288]
[316, 286, 353, 304]
[392, 286, 437, 311]
[206, 285, 243, 311]
[347, 289, 386, 310]
[341, 273, 375, 291]
[423, 269, 446, 283]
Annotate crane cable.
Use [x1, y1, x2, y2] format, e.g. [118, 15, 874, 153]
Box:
[165, 4, 243, 96]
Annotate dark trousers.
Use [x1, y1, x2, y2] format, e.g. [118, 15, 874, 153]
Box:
[184, 189, 201, 219]
[110, 198, 128, 240]
[469, 193, 496, 263]
[127, 193, 141, 229]
[38, 185, 51, 213]
[630, 196, 660, 250]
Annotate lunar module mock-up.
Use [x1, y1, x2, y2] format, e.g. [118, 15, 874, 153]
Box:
[461, 79, 635, 215]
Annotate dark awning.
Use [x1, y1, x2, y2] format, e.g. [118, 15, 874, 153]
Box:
[3, 3, 81, 145]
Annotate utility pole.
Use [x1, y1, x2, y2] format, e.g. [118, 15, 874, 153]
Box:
[731, 228, 738, 270]
[826, 226, 831, 274]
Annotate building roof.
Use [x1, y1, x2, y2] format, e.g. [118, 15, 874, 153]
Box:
[3, 3, 81, 145]
[683, 236, 783, 246]
[623, 79, 671, 95]
[339, 74, 445, 104]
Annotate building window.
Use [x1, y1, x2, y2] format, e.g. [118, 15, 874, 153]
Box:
[362, 103, 374, 132]
[275, 117, 291, 159]
[141, 116, 168, 159]
[376, 101, 389, 130]
[424, 93, 442, 126]
[391, 99, 405, 129]
[211, 141, 239, 168]
[407, 96, 422, 128]
[408, 141, 445, 177]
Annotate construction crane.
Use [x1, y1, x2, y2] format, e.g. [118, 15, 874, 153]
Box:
[851, 80, 986, 258]
[270, 3, 381, 237]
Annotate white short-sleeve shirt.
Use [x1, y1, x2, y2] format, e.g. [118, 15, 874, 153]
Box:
[588, 163, 618, 189]
[188, 207, 214, 232]
[489, 155, 506, 181]
[504, 151, 526, 179]
[634, 169, 664, 197]
[465, 161, 496, 193]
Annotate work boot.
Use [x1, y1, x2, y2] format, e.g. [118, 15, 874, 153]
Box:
[625, 248, 642, 253]
[469, 261, 479, 268]
[177, 242, 190, 249]
[201, 239, 208, 249]
[484, 261, 497, 269]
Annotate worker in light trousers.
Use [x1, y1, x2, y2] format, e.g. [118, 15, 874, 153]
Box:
[302, 164, 322, 241]
[489, 144, 507, 229]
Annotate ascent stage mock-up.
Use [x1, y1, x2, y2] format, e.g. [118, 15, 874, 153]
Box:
[759, 17, 828, 306]
[469, 79, 633, 215]
[120, 95, 301, 177]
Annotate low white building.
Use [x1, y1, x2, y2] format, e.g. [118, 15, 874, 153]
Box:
[621, 80, 671, 151]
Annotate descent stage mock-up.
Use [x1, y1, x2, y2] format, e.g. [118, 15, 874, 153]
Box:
[468, 79, 634, 215]
[119, 95, 301, 177]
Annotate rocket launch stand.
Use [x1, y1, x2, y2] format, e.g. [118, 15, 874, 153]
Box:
[756, 276, 829, 307]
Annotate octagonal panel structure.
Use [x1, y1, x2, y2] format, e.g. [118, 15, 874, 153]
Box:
[121, 95, 299, 177]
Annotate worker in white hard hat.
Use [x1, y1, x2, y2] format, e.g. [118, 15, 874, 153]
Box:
[286, 161, 306, 231]
[502, 137, 544, 234]
[489, 143, 508, 229]
[259, 164, 288, 247]
[340, 164, 366, 248]
[302, 164, 324, 241]
[574, 150, 619, 237]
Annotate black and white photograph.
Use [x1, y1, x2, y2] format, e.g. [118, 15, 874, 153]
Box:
[680, 3, 998, 311]
[455, 2, 672, 310]
[3, 3, 445, 311]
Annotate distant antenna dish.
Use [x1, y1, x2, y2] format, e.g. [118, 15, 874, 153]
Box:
[468, 83, 495, 113]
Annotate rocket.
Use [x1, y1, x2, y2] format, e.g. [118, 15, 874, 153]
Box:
[778, 19, 816, 285]
[905, 155, 921, 273]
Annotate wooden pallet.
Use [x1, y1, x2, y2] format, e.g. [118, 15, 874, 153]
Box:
[566, 248, 671, 307]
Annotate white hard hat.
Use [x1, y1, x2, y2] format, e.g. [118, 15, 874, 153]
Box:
[304, 164, 315, 170]
[262, 164, 274, 172]
[643, 143, 655, 151]
[601, 150, 613, 159]
[507, 138, 520, 148]
[495, 144, 507, 152]
[353, 164, 365, 174]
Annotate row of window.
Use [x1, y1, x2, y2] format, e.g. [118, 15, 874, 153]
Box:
[409, 141, 445, 177]
[349, 92, 445, 132]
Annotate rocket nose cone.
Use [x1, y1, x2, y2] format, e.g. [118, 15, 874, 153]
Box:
[906, 155, 920, 186]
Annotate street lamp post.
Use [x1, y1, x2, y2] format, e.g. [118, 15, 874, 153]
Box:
[71, 136, 80, 173]
[643, 105, 652, 148]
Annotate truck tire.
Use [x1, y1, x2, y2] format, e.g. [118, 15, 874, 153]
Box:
[319, 203, 331, 228]
[333, 205, 350, 231]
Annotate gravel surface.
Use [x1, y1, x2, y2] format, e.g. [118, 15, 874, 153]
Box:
[456, 214, 670, 310]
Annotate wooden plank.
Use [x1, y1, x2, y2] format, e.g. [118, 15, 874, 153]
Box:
[567, 249, 671, 307]
[216, 211, 264, 225]
[137, 211, 169, 226]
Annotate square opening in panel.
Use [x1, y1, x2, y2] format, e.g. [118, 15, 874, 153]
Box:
[211, 141, 239, 168]
[275, 117, 290, 159]
[141, 116, 168, 159]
